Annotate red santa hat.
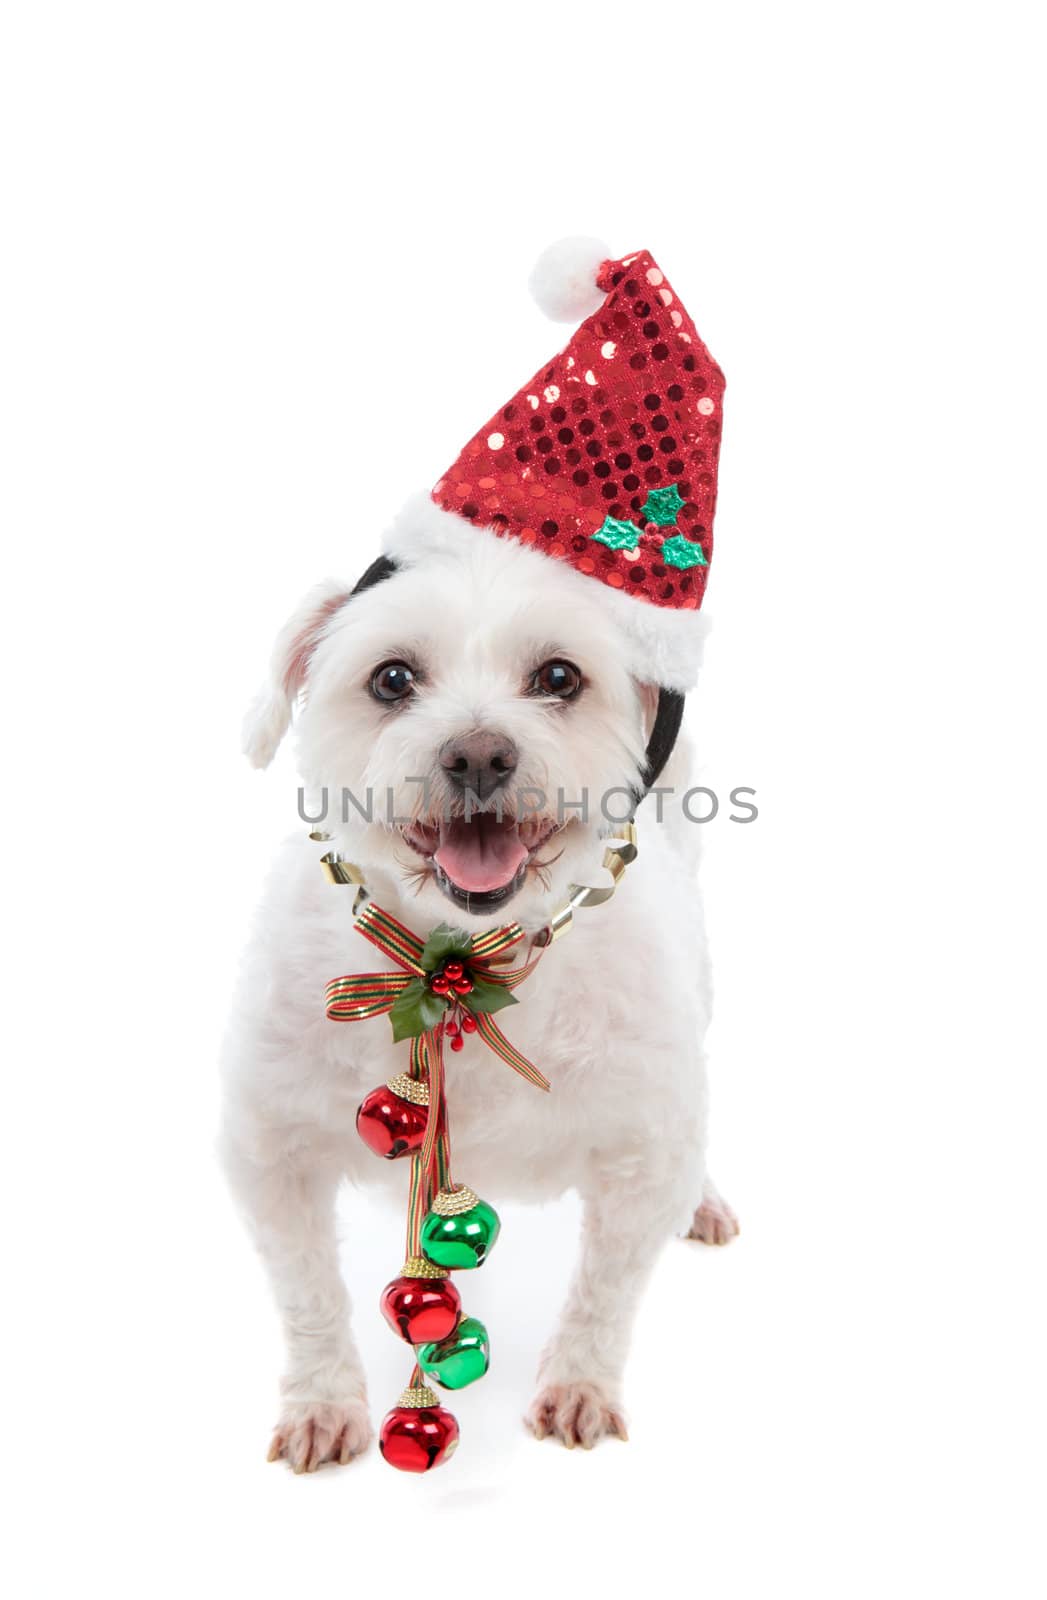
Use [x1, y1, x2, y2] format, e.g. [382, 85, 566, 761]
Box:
[384, 238, 726, 693]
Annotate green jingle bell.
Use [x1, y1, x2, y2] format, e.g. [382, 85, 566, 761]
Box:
[421, 1185, 501, 1270]
[417, 1315, 491, 1390]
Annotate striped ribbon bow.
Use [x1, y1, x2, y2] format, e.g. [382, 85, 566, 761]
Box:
[325, 901, 548, 1247]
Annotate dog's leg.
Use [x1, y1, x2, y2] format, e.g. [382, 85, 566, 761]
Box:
[526, 1156, 693, 1450]
[223, 1134, 371, 1472]
[687, 1175, 740, 1245]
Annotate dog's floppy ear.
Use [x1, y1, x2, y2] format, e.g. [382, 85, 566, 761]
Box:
[242, 557, 400, 768]
[633, 682, 686, 797]
[637, 682, 661, 741]
[241, 579, 353, 768]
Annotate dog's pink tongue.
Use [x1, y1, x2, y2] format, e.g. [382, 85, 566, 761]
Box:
[435, 815, 528, 892]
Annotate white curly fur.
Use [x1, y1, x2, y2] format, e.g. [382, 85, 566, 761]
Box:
[221, 498, 734, 1465]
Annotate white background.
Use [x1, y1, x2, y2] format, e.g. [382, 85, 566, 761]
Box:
[3, 3, 1044, 1596]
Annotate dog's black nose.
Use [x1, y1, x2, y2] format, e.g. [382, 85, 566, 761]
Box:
[440, 731, 518, 801]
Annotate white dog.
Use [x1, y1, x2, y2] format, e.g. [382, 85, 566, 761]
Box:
[221, 494, 738, 1471]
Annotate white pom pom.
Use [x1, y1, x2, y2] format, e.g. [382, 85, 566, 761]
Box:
[528, 236, 611, 323]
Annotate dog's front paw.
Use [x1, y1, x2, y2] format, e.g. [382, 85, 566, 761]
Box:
[687, 1180, 740, 1246]
[267, 1399, 372, 1473]
[526, 1382, 628, 1450]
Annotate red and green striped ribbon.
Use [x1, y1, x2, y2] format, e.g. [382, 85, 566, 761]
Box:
[406, 1149, 429, 1258]
[473, 950, 544, 989]
[435, 1126, 451, 1191]
[324, 971, 412, 1020]
[470, 922, 525, 961]
[417, 1029, 445, 1180]
[473, 1011, 551, 1090]
[354, 902, 427, 976]
[403, 1036, 454, 1255]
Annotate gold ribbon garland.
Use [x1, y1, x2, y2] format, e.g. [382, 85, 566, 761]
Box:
[312, 821, 639, 937]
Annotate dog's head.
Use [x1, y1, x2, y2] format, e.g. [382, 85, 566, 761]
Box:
[244, 499, 690, 929]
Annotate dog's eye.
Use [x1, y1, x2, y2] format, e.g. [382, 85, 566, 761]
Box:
[370, 661, 416, 702]
[530, 659, 582, 700]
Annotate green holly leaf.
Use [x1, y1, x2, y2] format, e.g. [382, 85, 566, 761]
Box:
[389, 977, 448, 1041]
[660, 533, 708, 570]
[461, 976, 519, 1016]
[641, 484, 686, 527]
[591, 515, 642, 552]
[420, 924, 474, 973]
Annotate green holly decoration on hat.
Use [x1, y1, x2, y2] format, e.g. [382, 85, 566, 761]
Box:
[640, 483, 686, 526]
[591, 515, 642, 552]
[661, 534, 708, 570]
[589, 480, 707, 573]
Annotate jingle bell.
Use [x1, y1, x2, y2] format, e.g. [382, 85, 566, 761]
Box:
[420, 1186, 501, 1270]
[417, 1315, 490, 1390]
[379, 1388, 459, 1473]
[380, 1271, 461, 1345]
[355, 1076, 429, 1160]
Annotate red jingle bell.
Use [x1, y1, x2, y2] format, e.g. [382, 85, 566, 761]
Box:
[379, 1389, 459, 1473]
[380, 1271, 461, 1345]
[356, 1081, 429, 1161]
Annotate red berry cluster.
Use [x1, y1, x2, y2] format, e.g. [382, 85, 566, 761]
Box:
[428, 957, 473, 998]
[429, 959, 479, 1052]
[444, 1012, 478, 1052]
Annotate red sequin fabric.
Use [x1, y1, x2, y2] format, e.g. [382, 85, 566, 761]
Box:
[432, 250, 725, 612]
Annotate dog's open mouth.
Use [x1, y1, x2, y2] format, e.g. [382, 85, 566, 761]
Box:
[402, 813, 559, 911]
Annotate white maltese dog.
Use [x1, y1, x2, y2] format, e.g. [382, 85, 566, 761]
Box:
[221, 242, 738, 1471]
